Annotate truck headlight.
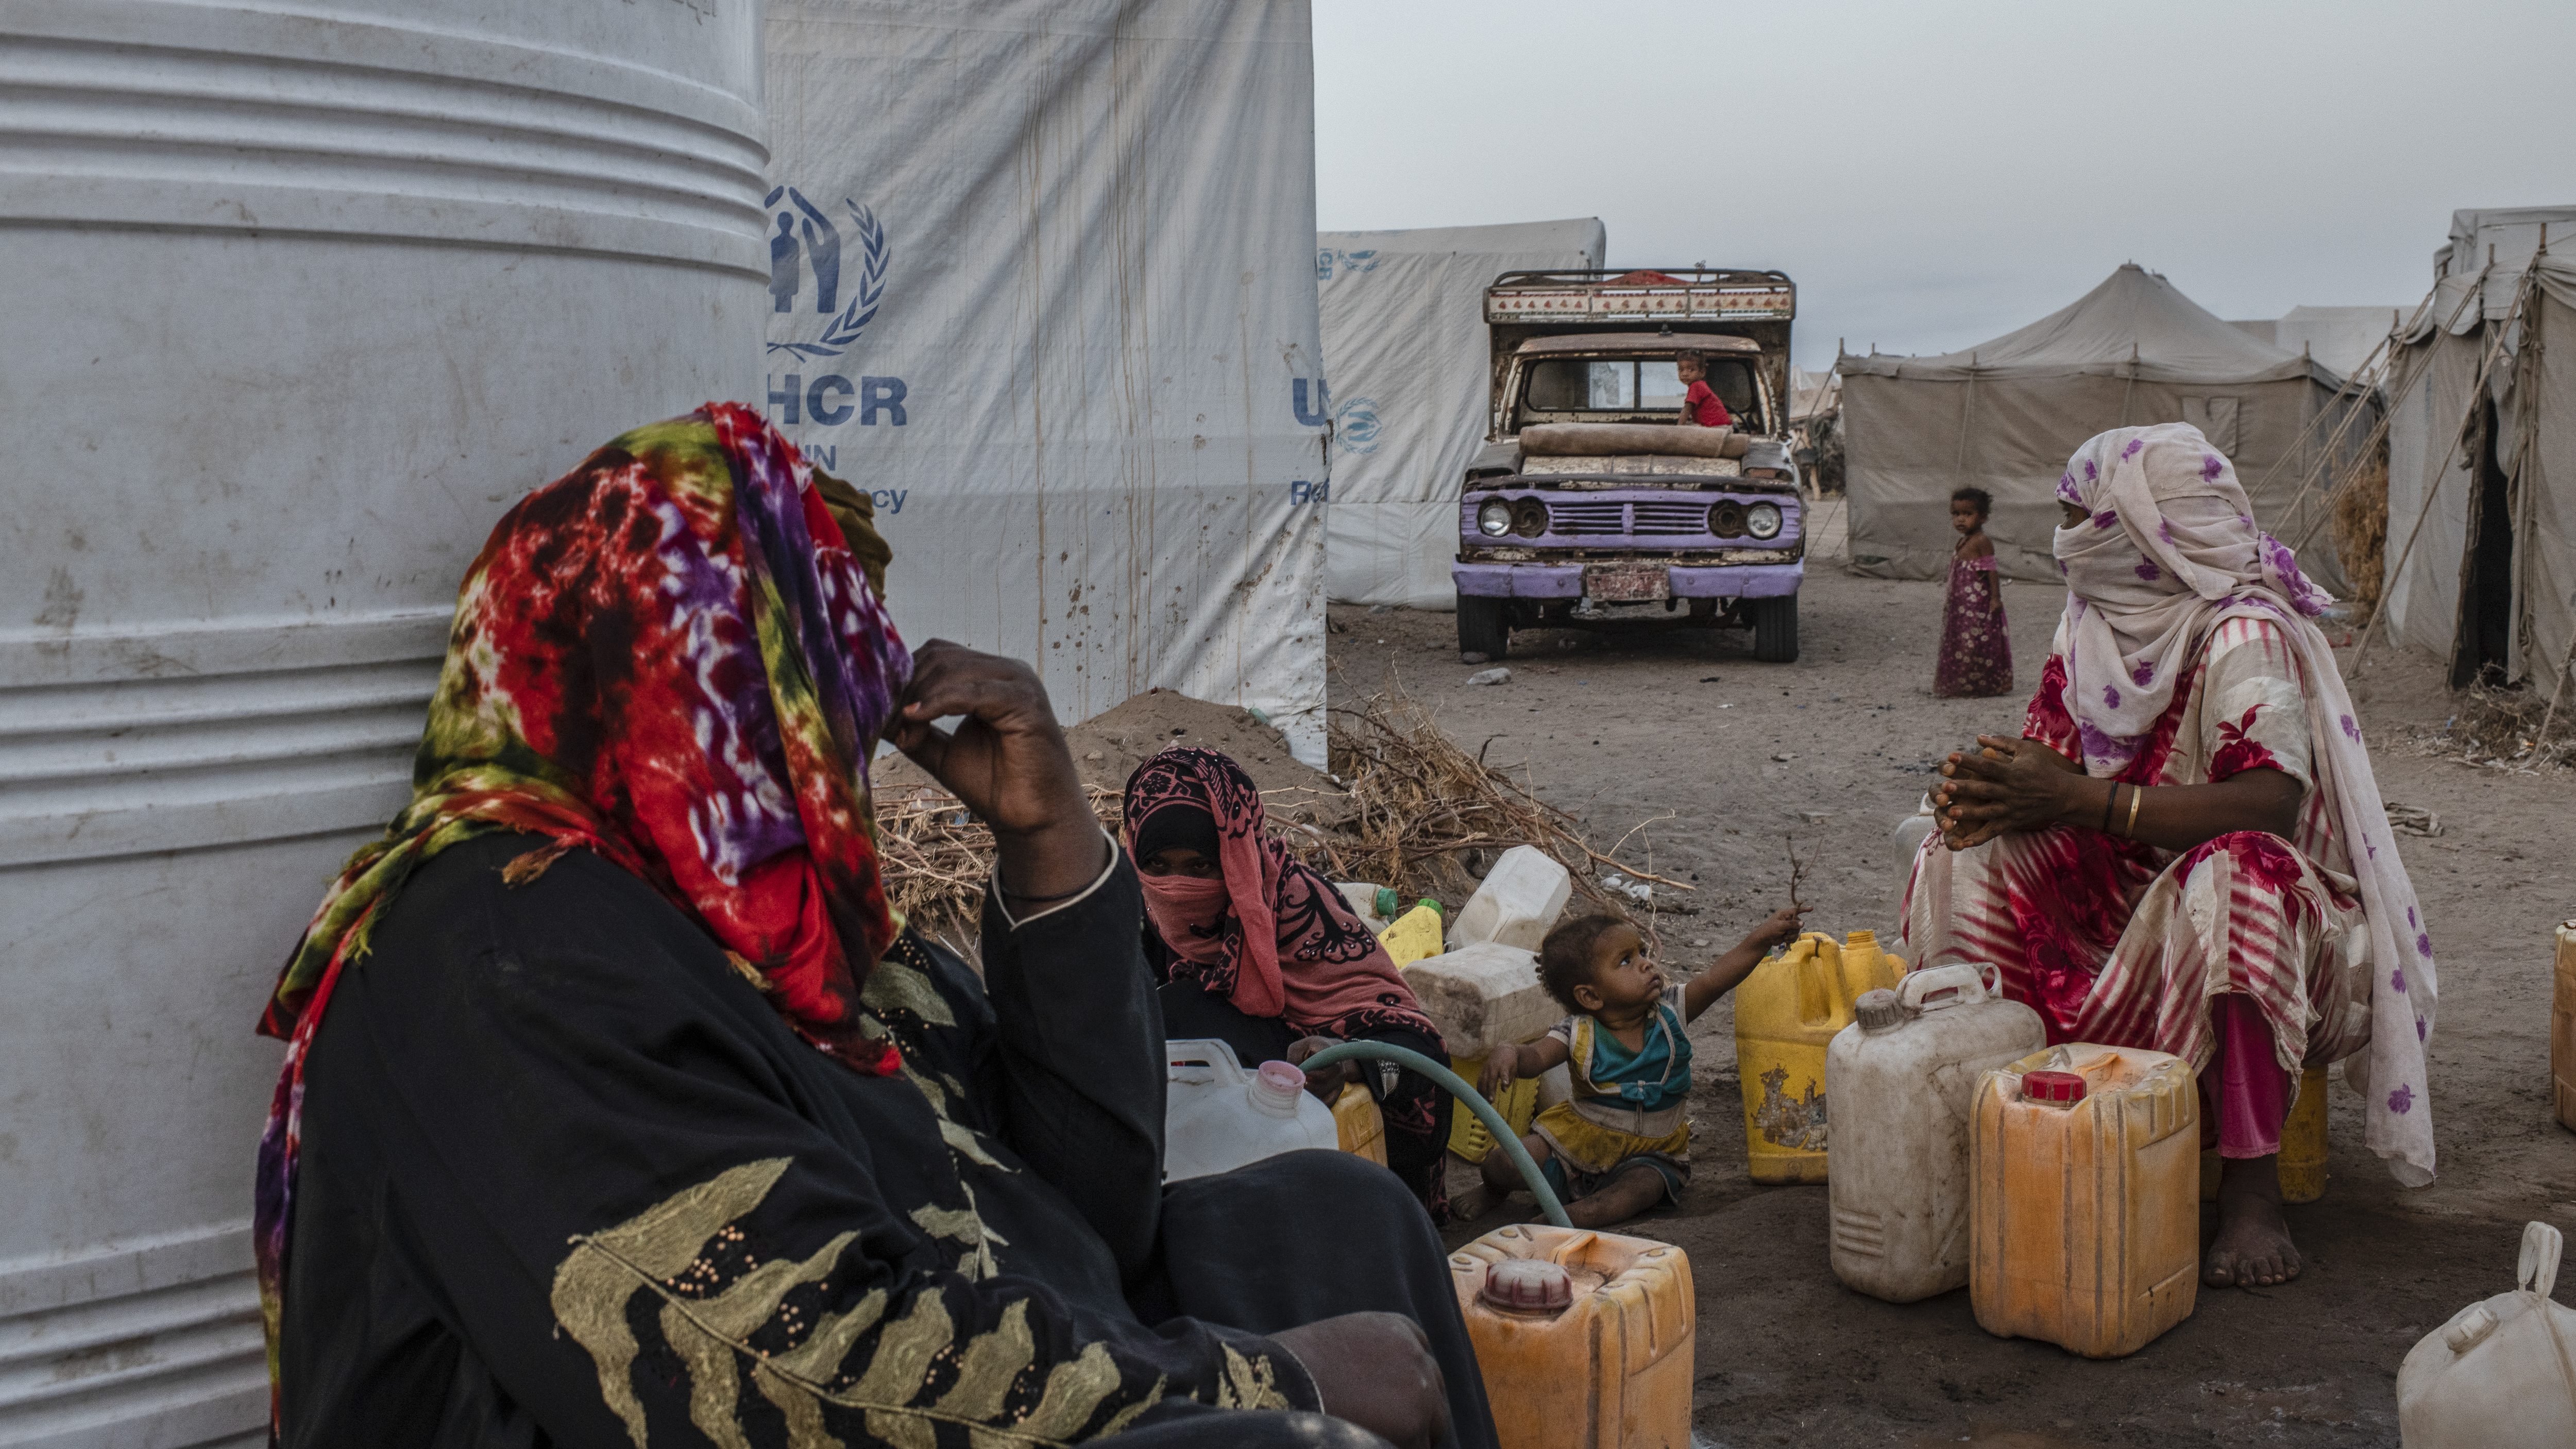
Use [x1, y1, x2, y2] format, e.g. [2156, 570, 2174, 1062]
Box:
[1512, 500, 1550, 537]
[1708, 500, 1746, 537]
[1746, 502, 1784, 540]
[1476, 499, 1514, 536]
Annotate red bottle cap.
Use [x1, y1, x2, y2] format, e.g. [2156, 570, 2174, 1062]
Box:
[1481, 1258, 1573, 1315]
[2022, 1069, 2088, 1105]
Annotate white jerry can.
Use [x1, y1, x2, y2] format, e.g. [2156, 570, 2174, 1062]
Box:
[1450, 845, 1572, 954]
[1825, 963, 2046, 1303]
[2398, 1221, 2576, 1447]
[1163, 1039, 1340, 1183]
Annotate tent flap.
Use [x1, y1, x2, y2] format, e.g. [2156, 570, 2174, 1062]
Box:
[1318, 218, 1606, 608]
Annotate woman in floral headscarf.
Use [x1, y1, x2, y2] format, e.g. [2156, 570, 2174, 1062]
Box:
[1124, 749, 1452, 1219]
[255, 406, 1485, 1449]
[1905, 422, 2435, 1293]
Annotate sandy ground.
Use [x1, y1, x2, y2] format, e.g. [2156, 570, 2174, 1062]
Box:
[1329, 556, 2576, 1447]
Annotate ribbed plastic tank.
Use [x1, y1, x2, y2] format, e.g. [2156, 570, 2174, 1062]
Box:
[0, 6, 765, 1442]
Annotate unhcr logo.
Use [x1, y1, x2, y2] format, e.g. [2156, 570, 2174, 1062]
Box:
[763, 185, 906, 440]
[1334, 396, 1382, 454]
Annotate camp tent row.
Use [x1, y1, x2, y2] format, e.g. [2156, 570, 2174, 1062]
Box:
[2381, 207, 2576, 703]
[1316, 217, 1606, 608]
[1838, 264, 2377, 592]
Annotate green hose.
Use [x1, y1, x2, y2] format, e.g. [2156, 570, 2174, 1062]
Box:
[1300, 1039, 1572, 1228]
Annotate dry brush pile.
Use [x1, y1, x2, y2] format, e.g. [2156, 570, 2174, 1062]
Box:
[872, 684, 1687, 951]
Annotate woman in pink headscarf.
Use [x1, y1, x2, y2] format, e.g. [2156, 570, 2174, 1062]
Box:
[1124, 748, 1452, 1219]
[1905, 422, 2436, 1291]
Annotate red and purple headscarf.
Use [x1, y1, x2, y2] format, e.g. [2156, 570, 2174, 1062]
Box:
[252, 404, 911, 1425]
[1122, 747, 1436, 1044]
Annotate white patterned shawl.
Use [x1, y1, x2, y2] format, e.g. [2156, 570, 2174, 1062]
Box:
[2053, 423, 2436, 1186]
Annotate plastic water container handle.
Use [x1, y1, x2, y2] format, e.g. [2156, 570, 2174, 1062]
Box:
[1164, 1038, 1246, 1082]
[2521, 1220, 2564, 1299]
[1900, 962, 1999, 1013]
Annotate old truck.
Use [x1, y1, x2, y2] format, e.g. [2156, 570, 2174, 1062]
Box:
[1453, 267, 1804, 662]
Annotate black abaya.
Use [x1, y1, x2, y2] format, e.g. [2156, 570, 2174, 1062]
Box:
[278, 833, 1495, 1449]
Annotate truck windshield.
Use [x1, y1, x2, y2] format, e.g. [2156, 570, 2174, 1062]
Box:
[1521, 357, 1758, 425]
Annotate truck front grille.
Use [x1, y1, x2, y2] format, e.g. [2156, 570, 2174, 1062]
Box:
[1632, 501, 1712, 536]
[1546, 501, 1627, 535]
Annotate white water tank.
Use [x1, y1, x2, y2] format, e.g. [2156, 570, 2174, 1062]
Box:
[0, 5, 765, 1443]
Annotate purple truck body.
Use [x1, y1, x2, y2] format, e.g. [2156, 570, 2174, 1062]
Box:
[1453, 267, 1804, 661]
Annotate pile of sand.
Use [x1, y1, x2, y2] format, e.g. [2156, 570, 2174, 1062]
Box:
[871, 688, 1351, 829]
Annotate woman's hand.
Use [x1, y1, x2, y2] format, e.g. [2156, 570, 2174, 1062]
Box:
[889, 641, 1101, 901]
[1935, 735, 2087, 851]
[1285, 1035, 1359, 1101]
[1478, 1043, 1520, 1099]
[1271, 1313, 1449, 1449]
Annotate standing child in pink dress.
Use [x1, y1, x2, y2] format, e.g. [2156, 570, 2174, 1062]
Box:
[1936, 486, 2013, 697]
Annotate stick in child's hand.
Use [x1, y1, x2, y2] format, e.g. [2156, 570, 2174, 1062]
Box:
[1784, 833, 1808, 912]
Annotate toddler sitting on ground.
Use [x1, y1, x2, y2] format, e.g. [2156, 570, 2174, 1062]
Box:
[1477, 903, 1807, 1228]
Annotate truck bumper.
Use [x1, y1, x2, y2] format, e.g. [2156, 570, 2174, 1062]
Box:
[1451, 560, 1803, 600]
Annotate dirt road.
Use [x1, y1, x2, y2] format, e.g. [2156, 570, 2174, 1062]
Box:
[1329, 562, 2576, 1446]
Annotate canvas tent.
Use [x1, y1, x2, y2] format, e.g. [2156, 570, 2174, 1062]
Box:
[1840, 264, 2371, 590]
[764, 1, 1330, 761]
[2379, 207, 2576, 702]
[1317, 217, 1606, 608]
[2229, 306, 2406, 385]
[1789, 364, 1841, 424]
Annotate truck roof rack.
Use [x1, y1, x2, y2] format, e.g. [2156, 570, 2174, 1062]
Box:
[1486, 267, 1795, 325]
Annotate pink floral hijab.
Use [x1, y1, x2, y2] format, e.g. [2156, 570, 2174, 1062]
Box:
[2054, 422, 2436, 1186]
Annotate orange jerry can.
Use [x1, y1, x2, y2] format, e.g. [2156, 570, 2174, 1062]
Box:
[2554, 921, 2576, 1130]
[1334, 1081, 1386, 1165]
[1451, 1225, 1694, 1449]
[1971, 1043, 2199, 1358]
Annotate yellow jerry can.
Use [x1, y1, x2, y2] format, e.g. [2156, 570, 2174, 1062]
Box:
[1380, 902, 1447, 970]
[2553, 920, 2576, 1130]
[1451, 1224, 1695, 1449]
[1445, 1057, 1540, 1162]
[1734, 930, 1904, 1183]
[2199, 1064, 2328, 1204]
[1334, 1081, 1386, 1165]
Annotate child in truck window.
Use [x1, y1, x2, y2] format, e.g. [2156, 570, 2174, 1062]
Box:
[1476, 903, 1807, 1227]
[1936, 485, 2014, 697]
[1676, 351, 1732, 429]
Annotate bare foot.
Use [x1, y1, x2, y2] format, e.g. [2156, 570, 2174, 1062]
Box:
[1561, 1164, 1669, 1229]
[2204, 1153, 2301, 1288]
[1445, 1183, 1498, 1223]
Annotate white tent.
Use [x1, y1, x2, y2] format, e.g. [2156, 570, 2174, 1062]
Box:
[1789, 363, 1841, 424]
[2380, 207, 2576, 701]
[1840, 264, 2370, 588]
[1316, 218, 1606, 608]
[765, 1, 1330, 761]
[2229, 306, 2408, 384]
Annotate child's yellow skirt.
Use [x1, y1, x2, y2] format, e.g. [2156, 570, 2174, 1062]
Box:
[1530, 1100, 1691, 1177]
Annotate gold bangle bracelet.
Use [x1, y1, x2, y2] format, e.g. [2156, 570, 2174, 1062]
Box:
[2123, 783, 2145, 836]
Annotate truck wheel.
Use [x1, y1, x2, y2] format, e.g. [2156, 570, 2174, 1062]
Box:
[1458, 595, 1510, 660]
[1752, 594, 1799, 663]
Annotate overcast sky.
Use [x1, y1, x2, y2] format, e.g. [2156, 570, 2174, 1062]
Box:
[1313, 0, 2576, 371]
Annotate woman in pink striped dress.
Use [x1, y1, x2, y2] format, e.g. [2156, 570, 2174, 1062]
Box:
[1903, 423, 2436, 1293]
